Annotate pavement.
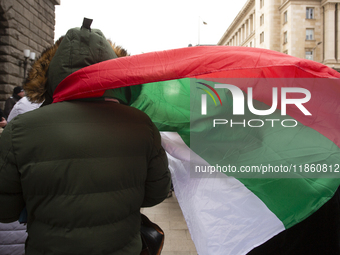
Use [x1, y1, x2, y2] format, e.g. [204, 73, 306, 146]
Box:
[141, 191, 198, 255]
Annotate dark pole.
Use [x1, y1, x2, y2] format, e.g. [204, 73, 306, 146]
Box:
[23, 56, 29, 79]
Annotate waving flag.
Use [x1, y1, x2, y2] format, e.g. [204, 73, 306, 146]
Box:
[53, 46, 340, 254]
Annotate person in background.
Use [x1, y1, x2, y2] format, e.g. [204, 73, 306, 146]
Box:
[0, 102, 24, 255]
[0, 19, 171, 255]
[0, 108, 7, 136]
[0, 108, 7, 128]
[0, 222, 26, 255]
[0, 118, 6, 129]
[7, 96, 42, 122]
[4, 86, 25, 119]
[0, 99, 41, 255]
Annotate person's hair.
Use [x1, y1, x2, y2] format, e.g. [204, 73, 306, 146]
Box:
[24, 37, 129, 104]
[23, 36, 64, 103]
[13, 86, 23, 95]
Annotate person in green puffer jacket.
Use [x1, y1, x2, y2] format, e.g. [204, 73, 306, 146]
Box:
[0, 19, 171, 255]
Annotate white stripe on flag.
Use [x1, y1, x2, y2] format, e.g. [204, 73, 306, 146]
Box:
[161, 132, 285, 255]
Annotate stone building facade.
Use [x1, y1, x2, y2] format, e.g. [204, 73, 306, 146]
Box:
[0, 0, 60, 109]
[218, 0, 340, 71]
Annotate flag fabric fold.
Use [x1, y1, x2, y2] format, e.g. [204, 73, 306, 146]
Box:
[53, 46, 340, 254]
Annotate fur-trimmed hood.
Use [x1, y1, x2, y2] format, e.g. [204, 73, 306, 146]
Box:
[24, 28, 129, 105]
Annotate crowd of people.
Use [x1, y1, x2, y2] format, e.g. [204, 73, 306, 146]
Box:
[0, 86, 24, 132]
[0, 86, 28, 255]
[2, 18, 339, 255]
[0, 19, 171, 255]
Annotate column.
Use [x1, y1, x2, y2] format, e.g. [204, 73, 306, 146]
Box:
[243, 24, 246, 42]
[252, 13, 255, 32]
[241, 26, 244, 44]
[240, 29, 242, 44]
[239, 28, 242, 45]
[249, 15, 253, 33]
[337, 3, 340, 60]
[324, 2, 336, 63]
[251, 13, 255, 32]
[247, 18, 250, 37]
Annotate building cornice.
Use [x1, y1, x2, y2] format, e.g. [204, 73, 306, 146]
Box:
[280, 0, 324, 11]
[279, 0, 290, 11]
[218, 0, 255, 45]
[321, 0, 340, 6]
[51, 0, 60, 5]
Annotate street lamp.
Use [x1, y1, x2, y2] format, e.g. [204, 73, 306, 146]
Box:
[312, 41, 322, 60]
[23, 49, 36, 79]
[198, 16, 207, 46]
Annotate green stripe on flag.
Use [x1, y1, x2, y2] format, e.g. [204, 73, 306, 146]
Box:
[132, 78, 191, 144]
[131, 77, 340, 230]
[243, 178, 338, 229]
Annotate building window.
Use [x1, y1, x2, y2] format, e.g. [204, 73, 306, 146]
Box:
[260, 0, 264, 8]
[306, 29, 314, 40]
[305, 50, 313, 60]
[283, 11, 288, 24]
[306, 8, 314, 19]
[250, 41, 252, 47]
[284, 50, 288, 54]
[283, 31, 287, 44]
[260, 14, 264, 26]
[260, 32, 264, 43]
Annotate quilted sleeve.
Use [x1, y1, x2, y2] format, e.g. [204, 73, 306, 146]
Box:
[0, 123, 25, 223]
[142, 121, 171, 207]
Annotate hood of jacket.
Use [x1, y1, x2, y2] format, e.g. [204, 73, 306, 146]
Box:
[24, 23, 131, 105]
[45, 27, 117, 104]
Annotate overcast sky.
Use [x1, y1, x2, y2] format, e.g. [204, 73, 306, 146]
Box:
[55, 0, 248, 55]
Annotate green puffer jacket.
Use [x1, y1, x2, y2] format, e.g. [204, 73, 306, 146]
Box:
[0, 24, 171, 255]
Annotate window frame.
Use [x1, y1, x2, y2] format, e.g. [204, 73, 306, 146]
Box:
[306, 28, 314, 40]
[283, 11, 288, 24]
[305, 50, 313, 60]
[306, 7, 314, 19]
[260, 32, 264, 43]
